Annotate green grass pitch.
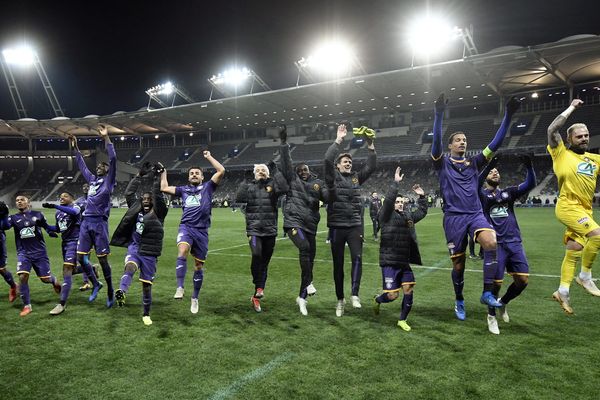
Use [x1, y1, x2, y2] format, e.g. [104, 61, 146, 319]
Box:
[1, 207, 598, 399]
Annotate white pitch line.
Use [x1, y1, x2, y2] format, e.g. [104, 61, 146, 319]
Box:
[208, 211, 443, 254]
[208, 352, 294, 400]
[209, 251, 564, 280]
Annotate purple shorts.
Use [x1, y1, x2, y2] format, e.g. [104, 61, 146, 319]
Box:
[124, 251, 157, 284]
[16, 254, 52, 278]
[380, 265, 415, 292]
[77, 217, 111, 256]
[177, 225, 209, 262]
[62, 240, 78, 266]
[0, 238, 6, 267]
[496, 241, 529, 280]
[443, 212, 493, 257]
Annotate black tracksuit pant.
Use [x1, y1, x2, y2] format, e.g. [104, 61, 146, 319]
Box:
[286, 228, 316, 298]
[249, 235, 276, 291]
[330, 226, 363, 300]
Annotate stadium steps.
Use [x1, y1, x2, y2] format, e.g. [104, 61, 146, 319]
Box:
[507, 136, 521, 149]
[0, 158, 33, 202]
[420, 143, 431, 155]
[528, 173, 555, 197]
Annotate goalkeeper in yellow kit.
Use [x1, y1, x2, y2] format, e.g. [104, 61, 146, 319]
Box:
[547, 99, 600, 314]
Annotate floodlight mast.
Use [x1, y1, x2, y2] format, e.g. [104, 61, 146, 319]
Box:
[145, 82, 195, 109]
[207, 68, 271, 100]
[1, 47, 65, 118]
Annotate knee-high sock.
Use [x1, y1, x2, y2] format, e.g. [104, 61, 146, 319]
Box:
[81, 271, 89, 283]
[176, 256, 187, 288]
[500, 281, 528, 305]
[43, 275, 58, 286]
[560, 249, 581, 291]
[142, 283, 152, 316]
[399, 293, 413, 321]
[80, 256, 99, 286]
[451, 269, 464, 301]
[488, 282, 502, 316]
[1, 269, 16, 287]
[482, 250, 498, 292]
[192, 269, 204, 299]
[376, 293, 395, 304]
[60, 275, 72, 306]
[99, 261, 113, 298]
[581, 235, 600, 276]
[20, 282, 30, 305]
[120, 269, 135, 292]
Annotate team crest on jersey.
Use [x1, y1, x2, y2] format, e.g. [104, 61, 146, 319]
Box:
[266, 186, 273, 192]
[19, 227, 35, 239]
[501, 192, 509, 199]
[465, 161, 471, 167]
[577, 161, 597, 177]
[313, 183, 320, 191]
[352, 177, 359, 184]
[185, 195, 201, 206]
[292, 228, 297, 236]
[407, 220, 414, 228]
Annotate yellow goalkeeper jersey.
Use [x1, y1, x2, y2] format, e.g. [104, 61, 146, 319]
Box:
[548, 141, 600, 209]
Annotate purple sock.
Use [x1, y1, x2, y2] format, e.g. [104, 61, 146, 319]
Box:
[192, 269, 204, 299]
[376, 293, 394, 304]
[399, 292, 413, 321]
[451, 269, 464, 301]
[1, 269, 15, 287]
[60, 275, 72, 306]
[120, 270, 134, 292]
[82, 272, 89, 283]
[81, 258, 99, 286]
[20, 282, 30, 305]
[176, 257, 187, 288]
[482, 250, 498, 292]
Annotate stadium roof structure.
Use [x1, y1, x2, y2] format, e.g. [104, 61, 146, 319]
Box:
[1, 34, 600, 139]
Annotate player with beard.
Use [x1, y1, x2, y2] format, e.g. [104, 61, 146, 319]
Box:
[432, 93, 521, 321]
[161, 152, 225, 314]
[478, 154, 536, 334]
[69, 125, 116, 307]
[112, 163, 168, 325]
[324, 123, 376, 317]
[547, 99, 600, 314]
[42, 192, 85, 315]
[0, 195, 61, 316]
[278, 126, 331, 315]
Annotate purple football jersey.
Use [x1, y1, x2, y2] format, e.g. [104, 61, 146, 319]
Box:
[434, 153, 487, 214]
[5, 211, 50, 257]
[55, 205, 81, 241]
[76, 143, 116, 217]
[479, 186, 522, 243]
[175, 180, 217, 229]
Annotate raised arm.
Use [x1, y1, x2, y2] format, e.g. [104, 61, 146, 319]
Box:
[98, 125, 117, 186]
[516, 154, 537, 197]
[152, 174, 168, 221]
[42, 202, 80, 217]
[204, 150, 225, 185]
[411, 184, 428, 223]
[379, 167, 403, 225]
[431, 93, 447, 160]
[160, 163, 177, 195]
[70, 135, 94, 183]
[483, 97, 521, 160]
[547, 99, 583, 149]
[278, 126, 295, 184]
[478, 154, 501, 188]
[324, 124, 346, 186]
[125, 175, 142, 208]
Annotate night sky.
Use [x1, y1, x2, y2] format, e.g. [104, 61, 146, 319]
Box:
[0, 0, 598, 120]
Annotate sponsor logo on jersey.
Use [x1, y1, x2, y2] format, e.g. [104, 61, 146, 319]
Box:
[490, 205, 509, 218]
[578, 217, 590, 224]
[135, 222, 144, 234]
[59, 220, 69, 232]
[577, 161, 597, 177]
[19, 227, 36, 239]
[185, 194, 201, 207]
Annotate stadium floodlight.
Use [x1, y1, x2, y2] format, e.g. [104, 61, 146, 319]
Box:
[2, 46, 36, 66]
[295, 39, 363, 84]
[145, 81, 194, 109]
[406, 14, 479, 65]
[0, 44, 64, 118]
[208, 67, 271, 99]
